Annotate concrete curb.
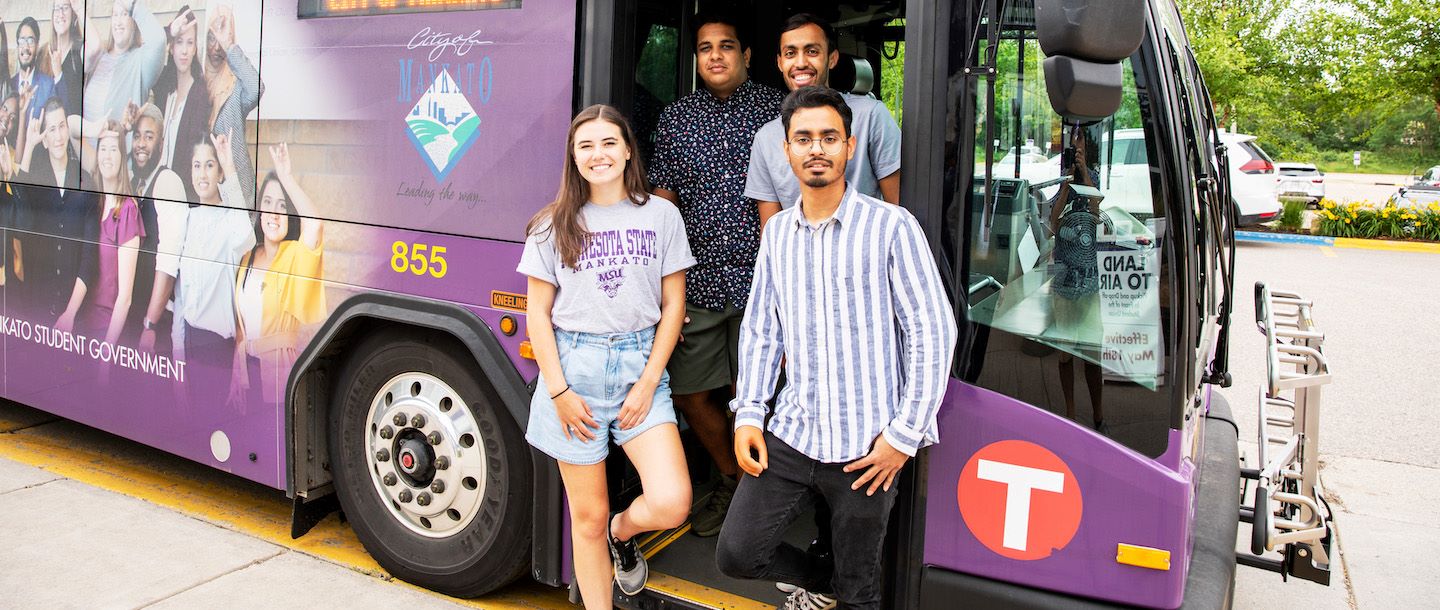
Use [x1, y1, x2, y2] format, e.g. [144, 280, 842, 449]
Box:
[1236, 231, 1440, 253]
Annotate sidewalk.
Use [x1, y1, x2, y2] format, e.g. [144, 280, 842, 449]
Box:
[0, 403, 569, 610]
[0, 456, 472, 609]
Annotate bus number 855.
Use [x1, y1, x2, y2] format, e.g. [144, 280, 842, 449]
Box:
[391, 241, 449, 278]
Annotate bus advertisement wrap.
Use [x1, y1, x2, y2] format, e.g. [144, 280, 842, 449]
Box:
[0, 0, 569, 487]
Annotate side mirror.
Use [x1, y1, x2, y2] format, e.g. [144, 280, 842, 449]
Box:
[1036, 0, 1148, 122]
[1041, 56, 1123, 124]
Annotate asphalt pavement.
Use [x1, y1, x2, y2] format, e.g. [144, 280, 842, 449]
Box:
[1224, 238, 1440, 609]
[1, 237, 1436, 609]
[1316, 173, 1411, 205]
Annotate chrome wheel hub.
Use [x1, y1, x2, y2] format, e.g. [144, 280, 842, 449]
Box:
[364, 372, 487, 538]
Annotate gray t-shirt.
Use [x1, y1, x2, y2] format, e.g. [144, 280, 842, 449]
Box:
[744, 93, 902, 210]
[518, 195, 695, 334]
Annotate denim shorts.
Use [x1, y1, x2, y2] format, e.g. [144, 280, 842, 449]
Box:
[526, 326, 677, 465]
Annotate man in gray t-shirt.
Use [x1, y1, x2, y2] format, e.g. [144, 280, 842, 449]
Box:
[517, 195, 694, 335]
[745, 14, 902, 228]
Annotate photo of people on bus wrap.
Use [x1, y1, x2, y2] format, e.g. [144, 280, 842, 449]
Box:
[0, 1, 347, 439]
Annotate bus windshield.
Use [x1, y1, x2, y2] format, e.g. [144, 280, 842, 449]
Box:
[948, 1, 1176, 457]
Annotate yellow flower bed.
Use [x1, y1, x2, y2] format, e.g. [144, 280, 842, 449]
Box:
[1315, 199, 1440, 240]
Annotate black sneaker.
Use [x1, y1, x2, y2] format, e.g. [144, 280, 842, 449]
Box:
[608, 513, 648, 595]
[691, 475, 737, 537]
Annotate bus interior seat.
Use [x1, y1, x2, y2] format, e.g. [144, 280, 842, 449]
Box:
[830, 54, 875, 96]
[968, 177, 1048, 286]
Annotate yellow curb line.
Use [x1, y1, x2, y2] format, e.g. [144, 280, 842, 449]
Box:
[0, 425, 571, 609]
[1332, 237, 1440, 253]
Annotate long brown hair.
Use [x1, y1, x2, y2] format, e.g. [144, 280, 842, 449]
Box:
[525, 104, 649, 269]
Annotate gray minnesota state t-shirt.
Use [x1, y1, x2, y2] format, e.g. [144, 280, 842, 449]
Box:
[744, 92, 902, 211]
[517, 195, 695, 334]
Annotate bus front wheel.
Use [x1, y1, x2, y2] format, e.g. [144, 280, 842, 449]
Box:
[329, 329, 531, 597]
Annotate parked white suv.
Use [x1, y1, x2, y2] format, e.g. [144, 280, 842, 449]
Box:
[1276, 162, 1326, 207]
[1220, 132, 1281, 226]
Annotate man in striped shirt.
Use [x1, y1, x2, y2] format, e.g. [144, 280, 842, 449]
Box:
[715, 86, 957, 610]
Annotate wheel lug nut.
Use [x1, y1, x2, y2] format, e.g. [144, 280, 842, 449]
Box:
[393, 413, 407, 426]
[375, 448, 390, 462]
[435, 456, 450, 470]
[379, 426, 394, 439]
[417, 492, 432, 506]
[428, 431, 442, 445]
[383, 474, 397, 486]
[398, 489, 413, 503]
[411, 414, 427, 428]
[430, 480, 445, 494]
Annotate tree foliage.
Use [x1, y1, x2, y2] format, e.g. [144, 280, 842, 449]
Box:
[1178, 0, 1438, 165]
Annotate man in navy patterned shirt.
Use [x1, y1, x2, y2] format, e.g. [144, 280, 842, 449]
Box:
[649, 10, 785, 537]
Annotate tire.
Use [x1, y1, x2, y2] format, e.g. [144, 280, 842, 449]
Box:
[329, 328, 531, 597]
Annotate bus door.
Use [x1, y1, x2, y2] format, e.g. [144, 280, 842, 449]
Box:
[577, 1, 913, 607]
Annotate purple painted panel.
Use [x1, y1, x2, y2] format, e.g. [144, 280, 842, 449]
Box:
[925, 381, 1192, 609]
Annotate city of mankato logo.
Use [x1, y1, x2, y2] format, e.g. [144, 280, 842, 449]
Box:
[406, 69, 481, 183]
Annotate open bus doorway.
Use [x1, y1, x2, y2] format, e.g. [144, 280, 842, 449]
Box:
[592, 1, 911, 607]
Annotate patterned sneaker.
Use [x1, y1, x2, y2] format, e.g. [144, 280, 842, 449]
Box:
[691, 475, 737, 537]
[780, 587, 837, 610]
[608, 514, 648, 595]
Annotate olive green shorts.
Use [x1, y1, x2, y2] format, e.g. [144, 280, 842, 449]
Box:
[666, 303, 744, 396]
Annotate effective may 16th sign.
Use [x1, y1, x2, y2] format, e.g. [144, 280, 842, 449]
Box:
[1097, 234, 1163, 386]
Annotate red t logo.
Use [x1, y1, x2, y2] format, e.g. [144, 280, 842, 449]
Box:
[957, 440, 1083, 560]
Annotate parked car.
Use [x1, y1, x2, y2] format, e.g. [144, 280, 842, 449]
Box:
[1390, 185, 1440, 210]
[1220, 132, 1282, 226]
[1415, 165, 1440, 187]
[1275, 162, 1326, 207]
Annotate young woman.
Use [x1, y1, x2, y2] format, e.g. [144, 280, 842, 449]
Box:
[84, 125, 144, 345]
[519, 105, 693, 608]
[1, 87, 17, 170]
[1, 86, 15, 289]
[41, 0, 85, 117]
[175, 131, 254, 409]
[149, 6, 209, 202]
[229, 143, 325, 407]
[0, 19, 10, 88]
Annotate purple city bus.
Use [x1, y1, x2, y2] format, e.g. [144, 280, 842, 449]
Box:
[0, 0, 1331, 608]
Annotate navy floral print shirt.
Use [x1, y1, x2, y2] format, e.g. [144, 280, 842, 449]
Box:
[649, 79, 785, 310]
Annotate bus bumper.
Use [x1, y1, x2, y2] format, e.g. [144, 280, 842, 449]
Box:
[918, 394, 1239, 610]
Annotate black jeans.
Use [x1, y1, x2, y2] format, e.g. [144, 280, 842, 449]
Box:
[715, 432, 899, 610]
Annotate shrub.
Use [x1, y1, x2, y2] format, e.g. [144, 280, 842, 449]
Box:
[1277, 198, 1307, 231]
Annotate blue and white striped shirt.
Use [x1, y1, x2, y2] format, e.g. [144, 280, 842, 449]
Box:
[731, 188, 958, 462]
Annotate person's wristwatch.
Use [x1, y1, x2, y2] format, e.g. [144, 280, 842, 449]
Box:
[143, 318, 155, 331]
